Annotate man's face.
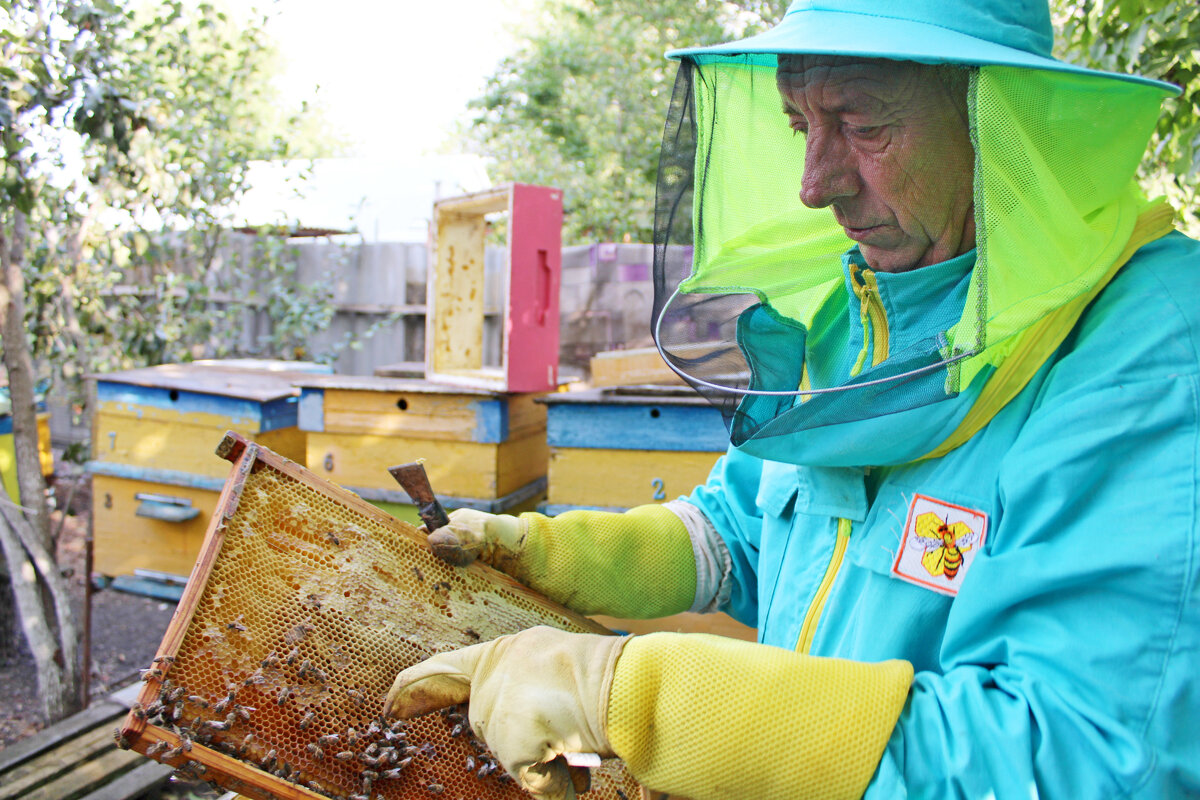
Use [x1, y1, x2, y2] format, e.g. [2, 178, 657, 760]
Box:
[776, 56, 976, 273]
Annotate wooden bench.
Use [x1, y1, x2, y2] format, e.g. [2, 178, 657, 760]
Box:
[0, 694, 173, 800]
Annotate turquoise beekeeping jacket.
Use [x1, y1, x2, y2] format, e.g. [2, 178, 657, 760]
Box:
[687, 231, 1200, 798]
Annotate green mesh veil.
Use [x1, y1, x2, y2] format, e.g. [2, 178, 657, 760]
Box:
[651, 55, 1172, 460]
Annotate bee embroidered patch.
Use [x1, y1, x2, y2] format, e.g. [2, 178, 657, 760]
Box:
[892, 494, 988, 596]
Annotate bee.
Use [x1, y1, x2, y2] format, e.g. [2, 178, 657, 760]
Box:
[350, 795, 369, 800]
[465, 755, 476, 771]
[299, 710, 315, 729]
[307, 781, 325, 793]
[166, 686, 186, 703]
[383, 766, 405, 779]
[346, 726, 359, 743]
[308, 665, 329, 683]
[465, 627, 481, 641]
[411, 566, 424, 582]
[450, 723, 466, 737]
[130, 702, 146, 721]
[187, 695, 208, 708]
[306, 743, 324, 760]
[172, 702, 185, 722]
[146, 740, 169, 756]
[427, 784, 445, 795]
[318, 733, 339, 746]
[365, 720, 382, 737]
[261, 651, 280, 668]
[213, 696, 230, 715]
[286, 620, 314, 643]
[242, 733, 256, 748]
[323, 530, 341, 547]
[112, 728, 131, 750]
[162, 745, 184, 759]
[303, 593, 323, 610]
[203, 719, 230, 731]
[395, 755, 413, 771]
[433, 580, 451, 594]
[285, 647, 301, 664]
[347, 688, 366, 706]
[362, 776, 374, 794]
[152, 655, 176, 664]
[243, 670, 266, 687]
[335, 750, 355, 761]
[178, 733, 193, 753]
[276, 690, 291, 706]
[139, 668, 163, 681]
[263, 749, 278, 768]
[912, 513, 980, 581]
[226, 614, 247, 632]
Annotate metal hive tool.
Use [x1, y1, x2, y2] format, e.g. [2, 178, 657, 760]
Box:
[117, 431, 645, 800]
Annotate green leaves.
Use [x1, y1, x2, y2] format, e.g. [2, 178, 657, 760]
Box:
[465, 0, 789, 243]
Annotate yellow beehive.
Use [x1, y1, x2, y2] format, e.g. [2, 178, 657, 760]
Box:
[296, 375, 549, 523]
[89, 359, 331, 577]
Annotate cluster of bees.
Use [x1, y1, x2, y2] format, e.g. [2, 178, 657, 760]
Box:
[115, 648, 518, 799]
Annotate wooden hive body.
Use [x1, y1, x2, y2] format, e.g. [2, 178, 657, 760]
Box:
[426, 183, 562, 393]
[88, 360, 331, 577]
[118, 432, 642, 800]
[296, 375, 549, 524]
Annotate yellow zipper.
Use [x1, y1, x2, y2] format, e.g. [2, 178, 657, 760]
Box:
[795, 517, 852, 654]
[849, 266, 890, 376]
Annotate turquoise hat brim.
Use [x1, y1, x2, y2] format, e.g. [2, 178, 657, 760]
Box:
[667, 8, 1179, 95]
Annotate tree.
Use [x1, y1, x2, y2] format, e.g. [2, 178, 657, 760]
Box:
[465, 0, 790, 243]
[1053, 0, 1199, 236]
[0, 0, 337, 723]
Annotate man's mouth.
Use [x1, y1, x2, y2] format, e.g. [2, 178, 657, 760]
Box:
[843, 223, 884, 241]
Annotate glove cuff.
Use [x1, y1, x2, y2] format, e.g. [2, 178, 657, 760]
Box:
[608, 632, 913, 800]
[513, 505, 697, 618]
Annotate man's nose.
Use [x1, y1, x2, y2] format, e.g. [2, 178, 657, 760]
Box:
[799, 130, 858, 209]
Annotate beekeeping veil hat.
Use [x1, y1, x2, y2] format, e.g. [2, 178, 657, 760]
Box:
[652, 0, 1180, 466]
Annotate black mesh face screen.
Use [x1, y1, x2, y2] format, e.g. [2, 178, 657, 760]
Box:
[653, 62, 757, 429]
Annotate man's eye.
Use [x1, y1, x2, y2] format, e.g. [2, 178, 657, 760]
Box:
[848, 124, 883, 138]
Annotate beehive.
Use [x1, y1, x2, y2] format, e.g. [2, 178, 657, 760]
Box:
[540, 387, 727, 513]
[296, 374, 549, 525]
[89, 359, 332, 577]
[118, 432, 642, 800]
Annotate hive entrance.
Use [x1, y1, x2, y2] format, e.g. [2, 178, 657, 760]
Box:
[119, 432, 642, 800]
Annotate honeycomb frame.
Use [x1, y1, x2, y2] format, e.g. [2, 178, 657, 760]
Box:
[118, 431, 644, 800]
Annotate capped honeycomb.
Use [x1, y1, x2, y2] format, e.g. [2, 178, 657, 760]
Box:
[119, 432, 643, 800]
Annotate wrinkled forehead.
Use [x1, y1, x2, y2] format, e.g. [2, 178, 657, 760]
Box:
[775, 55, 912, 82]
[775, 55, 966, 117]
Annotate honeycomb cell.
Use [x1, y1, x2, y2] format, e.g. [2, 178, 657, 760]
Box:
[122, 439, 642, 800]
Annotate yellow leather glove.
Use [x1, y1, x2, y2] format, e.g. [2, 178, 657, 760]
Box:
[384, 626, 628, 800]
[426, 508, 526, 570]
[425, 505, 697, 618]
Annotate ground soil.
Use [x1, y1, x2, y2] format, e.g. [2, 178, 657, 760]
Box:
[0, 510, 178, 750]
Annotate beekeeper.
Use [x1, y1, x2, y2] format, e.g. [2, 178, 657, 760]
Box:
[385, 1, 1200, 798]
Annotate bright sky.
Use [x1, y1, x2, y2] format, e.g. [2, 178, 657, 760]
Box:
[265, 0, 537, 158]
